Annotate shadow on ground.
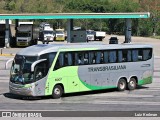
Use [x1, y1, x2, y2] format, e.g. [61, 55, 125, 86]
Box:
[3, 85, 149, 101]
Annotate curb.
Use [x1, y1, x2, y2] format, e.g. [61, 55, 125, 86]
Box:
[0, 54, 15, 56]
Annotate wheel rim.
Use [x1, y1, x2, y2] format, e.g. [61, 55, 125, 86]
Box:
[54, 88, 60, 95]
[120, 82, 125, 89]
[130, 80, 135, 88]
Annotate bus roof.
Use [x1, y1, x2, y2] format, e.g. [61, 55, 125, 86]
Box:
[16, 43, 153, 56]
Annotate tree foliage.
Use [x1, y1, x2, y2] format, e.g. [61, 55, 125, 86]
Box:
[0, 0, 159, 36]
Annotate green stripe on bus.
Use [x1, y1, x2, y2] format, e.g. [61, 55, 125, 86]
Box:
[138, 76, 152, 85]
[79, 79, 116, 90]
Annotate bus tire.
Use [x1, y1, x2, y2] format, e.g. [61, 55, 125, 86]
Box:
[117, 78, 126, 91]
[52, 85, 63, 99]
[128, 78, 137, 90]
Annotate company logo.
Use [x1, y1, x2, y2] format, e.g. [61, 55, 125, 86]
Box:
[88, 65, 126, 72]
[1, 112, 42, 117]
[2, 112, 11, 117]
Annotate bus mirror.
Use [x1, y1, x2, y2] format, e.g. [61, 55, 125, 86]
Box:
[5, 58, 14, 69]
[31, 59, 47, 72]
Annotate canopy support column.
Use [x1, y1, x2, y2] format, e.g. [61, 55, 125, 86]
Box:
[124, 18, 132, 43]
[67, 19, 73, 43]
[5, 19, 10, 48]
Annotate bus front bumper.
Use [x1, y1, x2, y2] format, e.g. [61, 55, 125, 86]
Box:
[9, 82, 35, 96]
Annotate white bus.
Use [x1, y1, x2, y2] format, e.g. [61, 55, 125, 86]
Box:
[9, 43, 153, 98]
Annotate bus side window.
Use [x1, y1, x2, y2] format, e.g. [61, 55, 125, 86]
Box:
[40, 52, 56, 68]
[35, 61, 48, 81]
[63, 53, 69, 66]
[138, 49, 143, 61]
[84, 52, 89, 65]
[89, 52, 95, 64]
[80, 53, 84, 65]
[103, 51, 108, 63]
[132, 50, 138, 62]
[109, 51, 117, 63]
[127, 50, 132, 62]
[118, 50, 123, 62]
[74, 52, 84, 65]
[121, 50, 127, 62]
[74, 53, 78, 65]
[74, 52, 89, 65]
[67, 52, 73, 66]
[143, 49, 151, 61]
[54, 53, 64, 70]
[48, 53, 56, 67]
[59, 53, 64, 66]
[96, 51, 101, 64]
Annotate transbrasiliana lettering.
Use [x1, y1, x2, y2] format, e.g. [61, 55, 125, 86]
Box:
[88, 65, 126, 72]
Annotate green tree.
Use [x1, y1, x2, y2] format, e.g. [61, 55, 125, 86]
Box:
[139, 0, 160, 36]
[4, 0, 15, 11]
[0, 0, 159, 36]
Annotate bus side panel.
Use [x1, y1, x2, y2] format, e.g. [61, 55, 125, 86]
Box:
[45, 65, 113, 95]
[34, 76, 48, 96]
[45, 67, 69, 95]
[126, 59, 153, 85]
[130, 59, 153, 85]
[78, 65, 117, 91]
[45, 66, 90, 95]
[78, 60, 153, 90]
[138, 70, 153, 85]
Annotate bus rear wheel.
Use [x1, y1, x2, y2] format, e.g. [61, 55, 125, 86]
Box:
[117, 78, 127, 91]
[128, 78, 137, 90]
[52, 85, 63, 99]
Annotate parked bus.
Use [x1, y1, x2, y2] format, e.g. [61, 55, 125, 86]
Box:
[9, 43, 153, 98]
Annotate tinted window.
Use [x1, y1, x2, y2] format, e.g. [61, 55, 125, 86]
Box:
[143, 49, 152, 60]
[109, 51, 117, 63]
[132, 50, 138, 62]
[89, 52, 95, 64]
[103, 51, 109, 63]
[53, 48, 152, 70]
[40, 52, 56, 67]
[34, 61, 48, 81]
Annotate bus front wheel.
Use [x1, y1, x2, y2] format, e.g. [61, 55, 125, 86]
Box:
[128, 78, 137, 90]
[117, 78, 127, 91]
[52, 85, 63, 99]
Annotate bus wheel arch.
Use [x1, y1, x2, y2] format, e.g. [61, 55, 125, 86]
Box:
[52, 84, 64, 99]
[128, 76, 137, 90]
[117, 77, 127, 91]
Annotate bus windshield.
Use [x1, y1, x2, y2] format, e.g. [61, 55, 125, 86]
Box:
[10, 52, 57, 84]
[10, 55, 38, 84]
